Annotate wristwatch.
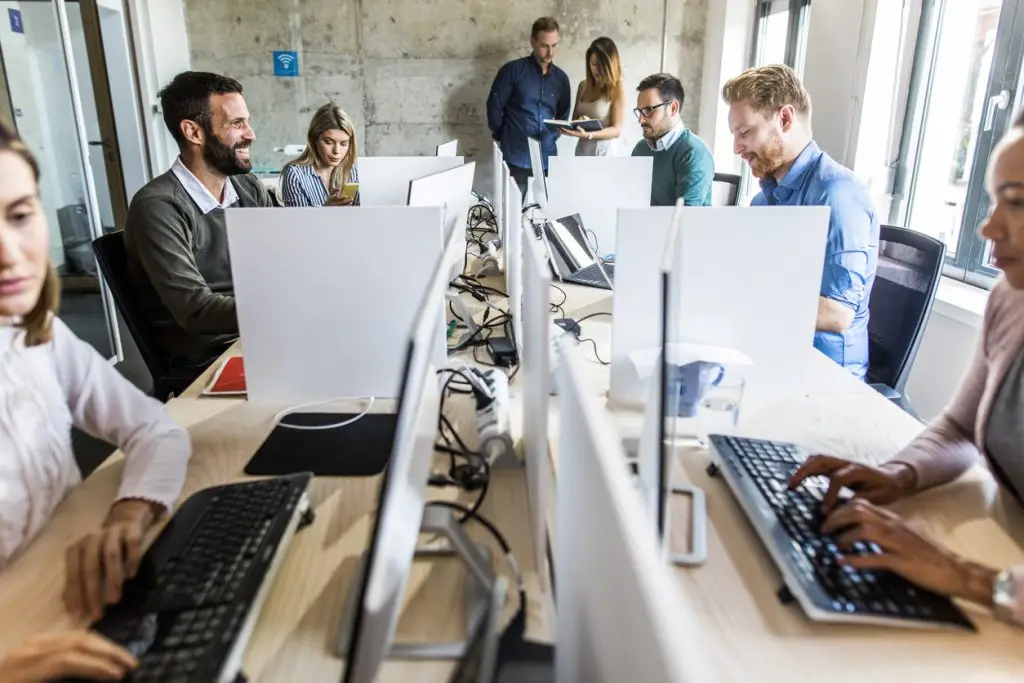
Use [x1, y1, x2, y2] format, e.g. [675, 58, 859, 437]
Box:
[992, 569, 1017, 622]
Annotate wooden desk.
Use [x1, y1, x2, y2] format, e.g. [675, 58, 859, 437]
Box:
[549, 283, 1024, 681]
[0, 343, 550, 682]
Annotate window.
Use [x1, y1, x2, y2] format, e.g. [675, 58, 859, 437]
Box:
[890, 0, 1024, 288]
[741, 0, 812, 203]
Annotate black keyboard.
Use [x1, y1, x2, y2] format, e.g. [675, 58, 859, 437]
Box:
[708, 435, 975, 631]
[563, 262, 614, 290]
[67, 473, 314, 683]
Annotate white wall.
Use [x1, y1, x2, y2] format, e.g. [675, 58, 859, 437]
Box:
[698, 0, 755, 173]
[905, 301, 980, 419]
[126, 0, 190, 174]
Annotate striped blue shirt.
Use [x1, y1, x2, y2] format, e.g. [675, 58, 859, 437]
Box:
[280, 163, 360, 207]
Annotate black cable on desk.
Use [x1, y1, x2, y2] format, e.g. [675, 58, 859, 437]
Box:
[579, 337, 610, 365]
[573, 311, 612, 325]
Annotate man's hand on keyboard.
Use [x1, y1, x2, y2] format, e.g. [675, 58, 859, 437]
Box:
[822, 498, 997, 605]
[788, 455, 918, 512]
[0, 630, 138, 682]
[64, 499, 161, 622]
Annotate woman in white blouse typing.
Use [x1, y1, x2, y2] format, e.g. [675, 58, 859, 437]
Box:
[0, 124, 190, 680]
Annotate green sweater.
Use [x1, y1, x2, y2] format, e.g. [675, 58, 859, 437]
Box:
[123, 170, 274, 367]
[631, 128, 715, 207]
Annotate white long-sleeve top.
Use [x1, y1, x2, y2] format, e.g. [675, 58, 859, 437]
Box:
[0, 317, 191, 567]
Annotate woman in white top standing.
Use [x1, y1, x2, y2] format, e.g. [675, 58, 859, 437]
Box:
[0, 123, 191, 681]
[280, 103, 361, 207]
[562, 37, 628, 156]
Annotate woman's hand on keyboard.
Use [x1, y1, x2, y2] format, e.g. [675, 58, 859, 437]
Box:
[822, 498, 998, 605]
[0, 630, 137, 682]
[788, 455, 918, 512]
[64, 499, 160, 622]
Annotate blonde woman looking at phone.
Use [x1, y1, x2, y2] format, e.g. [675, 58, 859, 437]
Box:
[281, 103, 360, 206]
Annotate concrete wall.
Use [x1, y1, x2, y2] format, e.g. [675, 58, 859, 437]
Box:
[183, 0, 710, 195]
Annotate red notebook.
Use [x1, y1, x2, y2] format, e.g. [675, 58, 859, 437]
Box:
[201, 356, 246, 396]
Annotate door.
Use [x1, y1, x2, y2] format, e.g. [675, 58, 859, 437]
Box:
[0, 0, 120, 356]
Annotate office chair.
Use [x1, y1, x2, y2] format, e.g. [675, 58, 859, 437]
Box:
[92, 232, 196, 402]
[866, 225, 945, 418]
[712, 173, 741, 206]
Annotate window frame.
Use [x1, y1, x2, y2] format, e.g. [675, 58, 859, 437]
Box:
[742, 0, 812, 201]
[889, 0, 1024, 289]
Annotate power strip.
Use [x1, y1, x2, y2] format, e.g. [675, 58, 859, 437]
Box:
[472, 367, 515, 467]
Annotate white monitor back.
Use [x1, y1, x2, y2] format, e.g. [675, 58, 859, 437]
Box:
[506, 173, 524, 354]
[546, 156, 653, 256]
[227, 206, 445, 404]
[610, 206, 829, 406]
[357, 156, 464, 206]
[492, 142, 504, 243]
[502, 165, 522, 286]
[555, 336, 708, 683]
[436, 139, 459, 156]
[527, 137, 546, 208]
[521, 230, 553, 587]
[408, 162, 476, 280]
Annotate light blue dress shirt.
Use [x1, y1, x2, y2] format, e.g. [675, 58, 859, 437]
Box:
[751, 141, 879, 380]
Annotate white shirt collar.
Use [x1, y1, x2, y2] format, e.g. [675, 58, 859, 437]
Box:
[171, 157, 239, 215]
[646, 123, 685, 152]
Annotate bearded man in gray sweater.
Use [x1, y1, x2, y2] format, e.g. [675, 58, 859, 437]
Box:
[124, 71, 275, 388]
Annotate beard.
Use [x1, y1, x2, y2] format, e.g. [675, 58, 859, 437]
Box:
[202, 130, 252, 176]
[746, 129, 786, 179]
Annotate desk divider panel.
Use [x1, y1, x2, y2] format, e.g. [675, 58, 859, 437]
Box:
[227, 206, 445, 404]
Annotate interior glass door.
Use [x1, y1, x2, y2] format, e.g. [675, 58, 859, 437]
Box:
[0, 0, 139, 359]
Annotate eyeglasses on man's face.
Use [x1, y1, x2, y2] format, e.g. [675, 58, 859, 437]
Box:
[634, 101, 670, 121]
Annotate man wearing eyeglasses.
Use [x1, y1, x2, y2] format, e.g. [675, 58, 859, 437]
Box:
[722, 64, 879, 380]
[630, 73, 714, 207]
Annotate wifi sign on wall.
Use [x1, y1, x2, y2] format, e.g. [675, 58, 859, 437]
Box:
[273, 50, 299, 77]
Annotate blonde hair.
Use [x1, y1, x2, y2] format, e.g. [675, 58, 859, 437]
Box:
[585, 37, 622, 103]
[0, 122, 59, 347]
[287, 103, 358, 193]
[721, 64, 812, 118]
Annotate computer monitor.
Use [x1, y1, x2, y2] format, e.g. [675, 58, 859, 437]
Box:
[227, 206, 446, 403]
[493, 143, 505, 242]
[505, 170, 525, 355]
[340, 244, 451, 683]
[437, 139, 459, 156]
[527, 137, 547, 209]
[610, 206, 830, 406]
[520, 231, 554, 592]
[357, 156, 464, 206]
[554, 335, 711, 682]
[408, 162, 476, 280]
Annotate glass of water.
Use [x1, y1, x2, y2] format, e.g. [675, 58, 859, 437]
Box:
[695, 376, 745, 444]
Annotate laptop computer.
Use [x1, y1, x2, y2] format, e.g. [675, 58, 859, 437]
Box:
[538, 213, 614, 291]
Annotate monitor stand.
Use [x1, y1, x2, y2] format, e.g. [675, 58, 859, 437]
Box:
[336, 505, 496, 660]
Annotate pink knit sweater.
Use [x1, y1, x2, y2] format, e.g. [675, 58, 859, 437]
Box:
[894, 277, 1024, 623]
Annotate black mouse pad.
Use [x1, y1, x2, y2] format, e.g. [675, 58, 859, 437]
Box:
[244, 412, 398, 477]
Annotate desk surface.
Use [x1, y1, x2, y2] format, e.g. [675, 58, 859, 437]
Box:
[550, 282, 1024, 682]
[0, 343, 549, 683]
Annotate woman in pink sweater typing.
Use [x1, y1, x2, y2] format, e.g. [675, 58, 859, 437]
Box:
[790, 111, 1024, 625]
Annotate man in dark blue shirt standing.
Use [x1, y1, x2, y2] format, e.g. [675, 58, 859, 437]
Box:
[487, 17, 572, 200]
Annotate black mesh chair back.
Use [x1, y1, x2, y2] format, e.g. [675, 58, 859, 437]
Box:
[712, 173, 741, 206]
[866, 226, 945, 411]
[92, 232, 184, 401]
